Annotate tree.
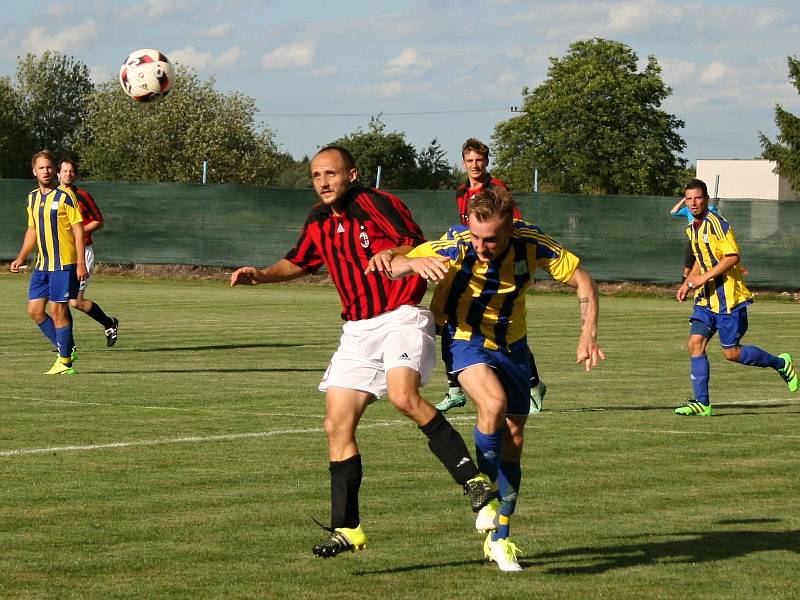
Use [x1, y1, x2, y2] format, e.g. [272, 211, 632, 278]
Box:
[415, 139, 456, 189]
[75, 65, 281, 184]
[327, 116, 418, 188]
[492, 38, 686, 195]
[760, 55, 800, 191]
[14, 51, 93, 157]
[0, 76, 30, 178]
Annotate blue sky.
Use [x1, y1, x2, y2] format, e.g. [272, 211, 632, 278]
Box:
[1, 0, 798, 168]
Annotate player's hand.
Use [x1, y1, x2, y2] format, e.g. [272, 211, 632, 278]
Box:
[576, 336, 606, 372]
[10, 260, 22, 273]
[364, 249, 395, 275]
[77, 265, 88, 281]
[408, 256, 451, 282]
[230, 267, 259, 287]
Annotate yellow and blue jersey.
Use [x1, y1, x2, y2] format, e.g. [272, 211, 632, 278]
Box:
[686, 212, 752, 314]
[407, 220, 580, 351]
[26, 185, 83, 271]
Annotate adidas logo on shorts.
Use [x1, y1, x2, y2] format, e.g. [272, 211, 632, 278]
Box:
[398, 352, 410, 360]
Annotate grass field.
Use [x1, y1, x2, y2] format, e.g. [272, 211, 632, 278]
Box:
[1, 274, 798, 599]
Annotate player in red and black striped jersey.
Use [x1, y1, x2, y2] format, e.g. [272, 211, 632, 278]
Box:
[58, 158, 119, 347]
[437, 138, 546, 415]
[230, 146, 492, 558]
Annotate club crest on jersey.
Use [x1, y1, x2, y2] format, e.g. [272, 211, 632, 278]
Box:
[51, 201, 60, 211]
[336, 223, 345, 234]
[702, 234, 709, 244]
[359, 231, 370, 248]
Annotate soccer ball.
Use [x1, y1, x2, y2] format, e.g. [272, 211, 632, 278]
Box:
[119, 49, 175, 102]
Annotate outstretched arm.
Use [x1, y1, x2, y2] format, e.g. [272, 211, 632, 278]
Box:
[363, 245, 414, 276]
[230, 259, 309, 287]
[388, 253, 451, 281]
[563, 267, 606, 371]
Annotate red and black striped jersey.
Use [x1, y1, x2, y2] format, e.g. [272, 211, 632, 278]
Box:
[455, 175, 518, 225]
[285, 185, 428, 321]
[66, 185, 103, 246]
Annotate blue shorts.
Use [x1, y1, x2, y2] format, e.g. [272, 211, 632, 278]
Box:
[689, 304, 749, 348]
[28, 267, 79, 303]
[449, 337, 531, 416]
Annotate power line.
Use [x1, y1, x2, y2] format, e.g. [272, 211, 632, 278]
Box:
[260, 107, 511, 117]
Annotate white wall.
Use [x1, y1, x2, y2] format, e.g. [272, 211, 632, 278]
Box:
[696, 159, 798, 200]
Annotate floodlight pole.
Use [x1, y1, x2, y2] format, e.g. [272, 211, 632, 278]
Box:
[376, 166, 382, 189]
[202, 160, 208, 185]
[533, 168, 539, 193]
[713, 174, 720, 200]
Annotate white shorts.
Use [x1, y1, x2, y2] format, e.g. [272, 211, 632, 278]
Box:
[319, 305, 436, 399]
[79, 245, 96, 293]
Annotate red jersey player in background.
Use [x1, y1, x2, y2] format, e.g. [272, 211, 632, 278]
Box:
[58, 157, 119, 347]
[437, 138, 547, 415]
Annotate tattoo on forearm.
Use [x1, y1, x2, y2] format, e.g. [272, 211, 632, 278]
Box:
[578, 296, 589, 329]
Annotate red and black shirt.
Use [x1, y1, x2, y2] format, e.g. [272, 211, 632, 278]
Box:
[285, 185, 427, 321]
[66, 185, 103, 246]
[455, 175, 518, 225]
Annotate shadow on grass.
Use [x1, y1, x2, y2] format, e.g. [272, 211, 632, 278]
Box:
[128, 342, 308, 352]
[529, 527, 800, 574]
[353, 558, 487, 575]
[87, 367, 321, 374]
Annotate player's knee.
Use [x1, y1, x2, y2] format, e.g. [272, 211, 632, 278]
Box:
[722, 347, 740, 362]
[387, 389, 420, 416]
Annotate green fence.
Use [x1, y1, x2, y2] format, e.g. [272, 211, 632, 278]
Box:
[2, 180, 798, 289]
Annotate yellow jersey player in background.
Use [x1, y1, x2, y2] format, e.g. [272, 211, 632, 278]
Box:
[675, 179, 798, 416]
[10, 150, 87, 374]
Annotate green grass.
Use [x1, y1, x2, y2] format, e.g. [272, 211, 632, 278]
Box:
[1, 273, 798, 599]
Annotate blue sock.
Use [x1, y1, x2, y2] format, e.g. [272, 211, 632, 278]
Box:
[55, 325, 73, 360]
[738, 345, 783, 370]
[473, 427, 501, 484]
[691, 354, 710, 405]
[493, 460, 521, 541]
[37, 316, 57, 347]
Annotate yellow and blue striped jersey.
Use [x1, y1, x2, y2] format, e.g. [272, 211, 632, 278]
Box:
[407, 220, 580, 350]
[26, 185, 83, 271]
[686, 212, 752, 314]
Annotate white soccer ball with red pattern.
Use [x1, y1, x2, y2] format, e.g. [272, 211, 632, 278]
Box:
[119, 49, 175, 102]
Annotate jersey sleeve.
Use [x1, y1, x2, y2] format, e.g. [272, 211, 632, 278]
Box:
[284, 216, 324, 274]
[406, 239, 460, 263]
[62, 188, 84, 226]
[518, 223, 580, 284]
[716, 222, 740, 256]
[78, 189, 103, 222]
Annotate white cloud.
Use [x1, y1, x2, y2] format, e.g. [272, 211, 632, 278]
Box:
[22, 20, 98, 54]
[169, 46, 246, 70]
[123, 0, 192, 19]
[200, 23, 236, 38]
[89, 64, 115, 84]
[261, 41, 314, 70]
[384, 48, 432, 76]
[215, 46, 247, 69]
[699, 61, 731, 85]
[342, 80, 432, 98]
[310, 65, 338, 77]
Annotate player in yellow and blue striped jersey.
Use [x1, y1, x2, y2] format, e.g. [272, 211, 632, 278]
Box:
[387, 187, 605, 571]
[10, 150, 87, 375]
[675, 179, 798, 416]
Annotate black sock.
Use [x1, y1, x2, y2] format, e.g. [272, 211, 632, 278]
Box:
[528, 348, 540, 387]
[329, 454, 362, 529]
[420, 410, 479, 485]
[87, 302, 114, 329]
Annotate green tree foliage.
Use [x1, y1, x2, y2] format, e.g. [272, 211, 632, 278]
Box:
[75, 66, 281, 184]
[327, 116, 419, 188]
[0, 76, 30, 178]
[416, 139, 457, 190]
[760, 56, 800, 191]
[492, 38, 686, 195]
[14, 51, 93, 157]
[275, 154, 312, 188]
